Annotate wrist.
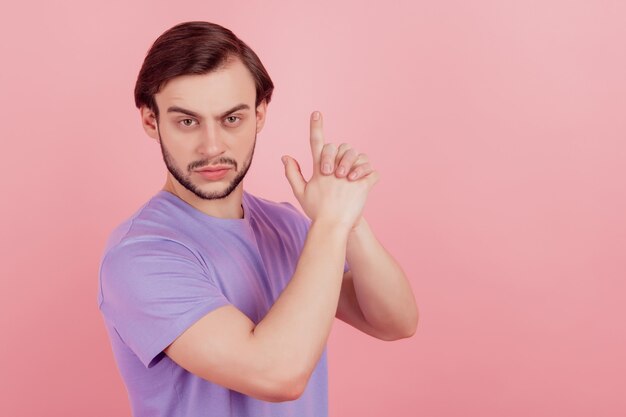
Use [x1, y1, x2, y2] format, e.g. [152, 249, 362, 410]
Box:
[311, 217, 353, 236]
[351, 216, 366, 232]
[350, 216, 369, 235]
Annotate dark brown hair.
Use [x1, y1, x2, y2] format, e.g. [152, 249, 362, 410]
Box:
[134, 21, 274, 118]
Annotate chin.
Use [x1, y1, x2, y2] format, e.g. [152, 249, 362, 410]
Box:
[188, 182, 239, 201]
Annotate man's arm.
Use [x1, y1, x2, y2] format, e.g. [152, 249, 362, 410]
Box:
[314, 137, 418, 341]
[164, 111, 379, 402]
[165, 219, 349, 402]
[336, 218, 418, 341]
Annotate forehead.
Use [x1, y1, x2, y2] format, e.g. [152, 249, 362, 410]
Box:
[155, 58, 256, 115]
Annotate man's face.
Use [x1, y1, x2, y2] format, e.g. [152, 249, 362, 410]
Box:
[149, 58, 266, 200]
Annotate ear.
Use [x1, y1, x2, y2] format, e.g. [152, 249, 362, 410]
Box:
[140, 106, 160, 141]
[255, 100, 268, 133]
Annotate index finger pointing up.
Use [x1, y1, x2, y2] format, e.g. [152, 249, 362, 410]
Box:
[310, 111, 324, 167]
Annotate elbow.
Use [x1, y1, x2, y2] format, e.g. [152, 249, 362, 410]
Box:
[380, 308, 419, 341]
[197, 366, 309, 403]
[379, 326, 416, 341]
[404, 308, 419, 338]
[257, 368, 310, 402]
[401, 318, 418, 339]
[274, 378, 307, 402]
[401, 307, 419, 339]
[401, 303, 419, 338]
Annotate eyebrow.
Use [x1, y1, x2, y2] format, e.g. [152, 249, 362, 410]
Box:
[166, 104, 251, 120]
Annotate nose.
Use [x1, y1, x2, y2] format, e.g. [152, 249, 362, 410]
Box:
[196, 122, 226, 157]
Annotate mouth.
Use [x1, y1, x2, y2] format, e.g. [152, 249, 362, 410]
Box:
[195, 164, 234, 172]
[194, 166, 233, 180]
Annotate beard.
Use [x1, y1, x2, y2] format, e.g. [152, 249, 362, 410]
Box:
[157, 129, 256, 200]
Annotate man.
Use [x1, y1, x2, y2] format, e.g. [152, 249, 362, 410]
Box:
[98, 21, 418, 417]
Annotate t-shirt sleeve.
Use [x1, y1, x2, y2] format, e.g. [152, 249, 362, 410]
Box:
[99, 238, 231, 368]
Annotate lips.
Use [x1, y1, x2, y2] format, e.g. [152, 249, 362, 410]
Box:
[194, 166, 232, 180]
[196, 165, 233, 172]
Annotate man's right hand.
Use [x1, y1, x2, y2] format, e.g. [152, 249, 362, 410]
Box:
[282, 111, 379, 230]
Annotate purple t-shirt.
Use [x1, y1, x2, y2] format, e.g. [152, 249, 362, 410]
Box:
[98, 190, 329, 417]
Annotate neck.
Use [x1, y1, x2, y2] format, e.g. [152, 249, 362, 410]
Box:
[162, 176, 244, 219]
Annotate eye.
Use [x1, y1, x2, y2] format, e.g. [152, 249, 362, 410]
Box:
[179, 118, 197, 127]
[224, 115, 241, 126]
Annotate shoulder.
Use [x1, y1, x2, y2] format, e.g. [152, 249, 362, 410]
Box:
[98, 196, 210, 310]
[102, 191, 199, 255]
[244, 192, 310, 231]
[244, 192, 307, 220]
[99, 193, 206, 292]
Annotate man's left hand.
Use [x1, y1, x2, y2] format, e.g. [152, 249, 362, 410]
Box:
[319, 142, 374, 181]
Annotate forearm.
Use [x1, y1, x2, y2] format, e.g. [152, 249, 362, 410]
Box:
[252, 219, 349, 388]
[346, 219, 418, 338]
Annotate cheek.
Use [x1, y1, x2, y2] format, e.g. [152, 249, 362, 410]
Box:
[161, 127, 197, 152]
[162, 138, 195, 166]
[230, 126, 256, 150]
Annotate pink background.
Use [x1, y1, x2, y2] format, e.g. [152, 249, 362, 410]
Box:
[1, 1, 625, 416]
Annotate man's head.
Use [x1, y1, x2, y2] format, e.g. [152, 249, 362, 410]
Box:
[134, 21, 274, 201]
[135, 21, 273, 119]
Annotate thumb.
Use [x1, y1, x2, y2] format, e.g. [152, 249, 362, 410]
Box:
[282, 155, 306, 199]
